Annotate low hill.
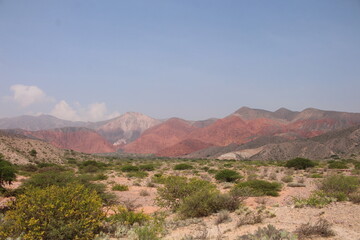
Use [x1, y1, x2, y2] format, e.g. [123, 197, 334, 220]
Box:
[0, 130, 65, 164]
[22, 127, 116, 154]
[189, 125, 360, 161]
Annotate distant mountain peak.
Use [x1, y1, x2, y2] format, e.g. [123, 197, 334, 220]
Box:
[233, 107, 273, 120]
[275, 107, 292, 113]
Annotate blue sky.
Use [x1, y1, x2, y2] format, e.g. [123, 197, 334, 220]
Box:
[1, 0, 360, 121]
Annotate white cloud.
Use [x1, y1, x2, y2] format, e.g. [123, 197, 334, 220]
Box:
[51, 100, 81, 121]
[3, 84, 119, 121]
[9, 84, 48, 107]
[50, 100, 120, 122]
[87, 102, 108, 121]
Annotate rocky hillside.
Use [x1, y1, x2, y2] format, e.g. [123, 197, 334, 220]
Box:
[95, 112, 161, 147]
[21, 127, 116, 154]
[0, 130, 66, 164]
[122, 107, 360, 157]
[187, 125, 360, 161]
[122, 118, 197, 154]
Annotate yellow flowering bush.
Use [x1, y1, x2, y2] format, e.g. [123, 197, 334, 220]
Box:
[0, 184, 104, 240]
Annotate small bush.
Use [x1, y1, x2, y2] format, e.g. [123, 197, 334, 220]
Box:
[156, 176, 215, 210]
[215, 169, 242, 182]
[29, 149, 37, 157]
[127, 171, 148, 179]
[295, 219, 334, 239]
[236, 211, 263, 227]
[80, 160, 106, 173]
[140, 189, 150, 196]
[121, 165, 139, 172]
[157, 176, 239, 218]
[108, 206, 150, 226]
[0, 158, 16, 189]
[328, 161, 348, 169]
[232, 180, 282, 197]
[281, 175, 293, 183]
[94, 173, 108, 181]
[287, 183, 306, 187]
[21, 170, 77, 189]
[215, 210, 231, 225]
[354, 162, 360, 170]
[133, 215, 164, 240]
[309, 173, 323, 178]
[319, 175, 360, 201]
[285, 158, 316, 170]
[112, 184, 129, 191]
[174, 163, 193, 170]
[238, 224, 297, 240]
[0, 184, 103, 240]
[152, 175, 167, 184]
[21, 170, 116, 205]
[18, 164, 38, 173]
[293, 191, 335, 208]
[177, 189, 239, 218]
[139, 164, 156, 171]
[349, 190, 360, 204]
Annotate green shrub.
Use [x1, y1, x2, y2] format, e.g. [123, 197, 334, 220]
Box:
[133, 214, 164, 240]
[293, 191, 335, 208]
[178, 189, 239, 218]
[295, 219, 334, 239]
[207, 168, 218, 174]
[21, 170, 116, 205]
[121, 165, 139, 172]
[126, 171, 148, 178]
[328, 161, 348, 169]
[108, 206, 150, 226]
[215, 169, 242, 182]
[156, 176, 215, 210]
[152, 174, 167, 184]
[319, 175, 360, 201]
[112, 184, 129, 191]
[232, 180, 282, 197]
[0, 157, 16, 189]
[349, 190, 360, 204]
[94, 173, 108, 181]
[354, 162, 360, 170]
[173, 163, 193, 170]
[18, 164, 38, 173]
[29, 149, 37, 157]
[285, 158, 316, 170]
[21, 170, 77, 188]
[79, 160, 107, 173]
[0, 184, 103, 240]
[223, 163, 233, 168]
[238, 224, 297, 240]
[81, 160, 107, 168]
[81, 165, 102, 173]
[157, 176, 239, 218]
[139, 164, 156, 171]
[66, 157, 77, 164]
[281, 175, 293, 183]
[309, 173, 323, 178]
[287, 183, 306, 187]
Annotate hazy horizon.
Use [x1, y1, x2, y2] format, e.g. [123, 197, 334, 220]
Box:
[1, 1, 360, 121]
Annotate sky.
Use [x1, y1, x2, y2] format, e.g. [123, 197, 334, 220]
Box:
[1, 0, 360, 121]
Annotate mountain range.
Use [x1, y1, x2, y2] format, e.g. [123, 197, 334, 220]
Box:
[1, 107, 360, 160]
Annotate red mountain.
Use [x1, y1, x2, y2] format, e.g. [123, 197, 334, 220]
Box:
[23, 127, 116, 154]
[122, 118, 198, 154]
[121, 107, 360, 157]
[156, 139, 214, 157]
